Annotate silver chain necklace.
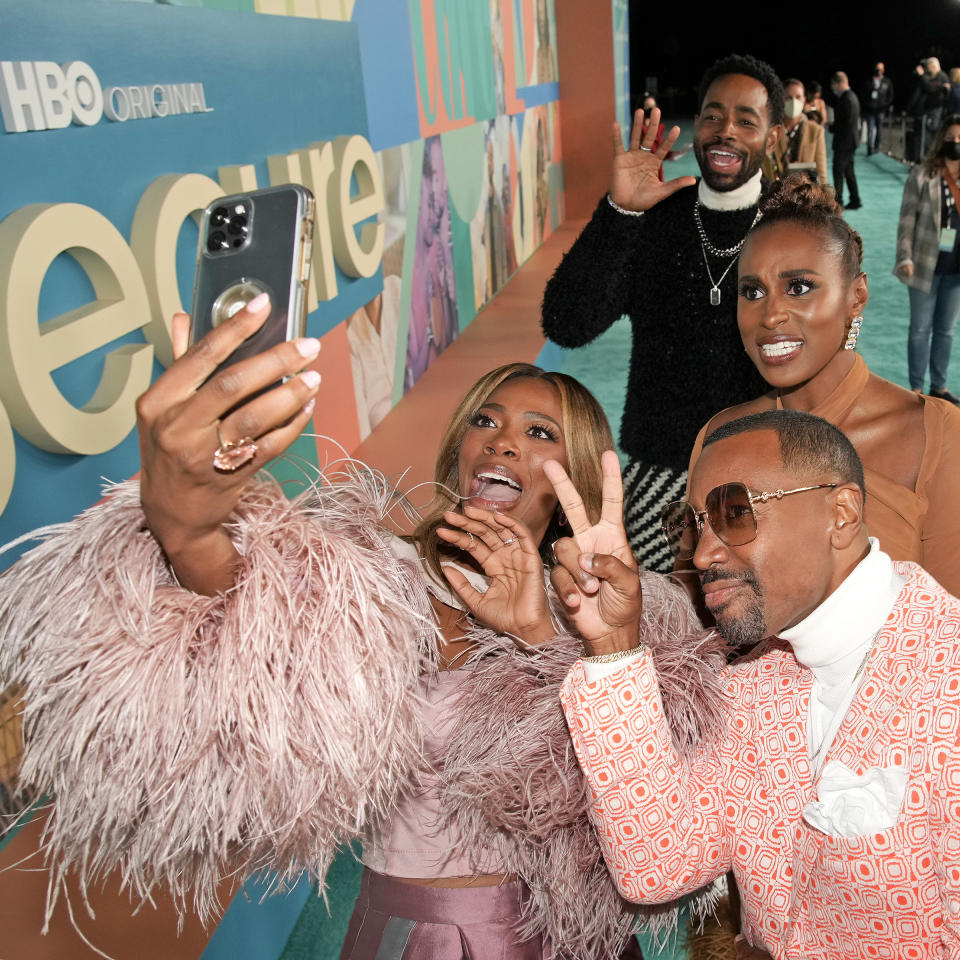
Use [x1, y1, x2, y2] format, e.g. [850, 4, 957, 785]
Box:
[698, 245, 741, 307]
[694, 200, 763, 305]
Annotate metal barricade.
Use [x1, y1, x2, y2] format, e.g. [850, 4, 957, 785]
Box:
[877, 115, 915, 165]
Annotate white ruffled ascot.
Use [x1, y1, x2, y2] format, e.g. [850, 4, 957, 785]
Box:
[779, 539, 908, 837]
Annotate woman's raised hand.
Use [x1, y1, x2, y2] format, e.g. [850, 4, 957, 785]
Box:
[544, 451, 642, 655]
[437, 507, 555, 646]
[136, 294, 321, 594]
[610, 107, 697, 213]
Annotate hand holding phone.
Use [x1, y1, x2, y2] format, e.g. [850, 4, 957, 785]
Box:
[191, 184, 315, 376]
[138, 294, 322, 594]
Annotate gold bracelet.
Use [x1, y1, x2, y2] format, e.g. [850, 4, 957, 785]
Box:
[606, 193, 645, 217]
[582, 642, 646, 663]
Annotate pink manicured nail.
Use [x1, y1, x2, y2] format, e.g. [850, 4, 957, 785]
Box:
[300, 370, 321, 389]
[246, 292, 269, 313]
[302, 398, 316, 416]
[295, 338, 321, 358]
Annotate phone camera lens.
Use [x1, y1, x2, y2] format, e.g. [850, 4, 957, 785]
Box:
[208, 231, 229, 252]
[228, 215, 248, 236]
[210, 207, 229, 228]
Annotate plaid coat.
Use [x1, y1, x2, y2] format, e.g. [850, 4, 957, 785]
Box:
[896, 164, 943, 293]
[563, 563, 960, 959]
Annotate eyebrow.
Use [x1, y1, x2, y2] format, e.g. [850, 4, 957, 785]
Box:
[702, 101, 763, 120]
[479, 402, 562, 429]
[739, 269, 823, 283]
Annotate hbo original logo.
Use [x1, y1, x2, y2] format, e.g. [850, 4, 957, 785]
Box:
[0, 60, 212, 133]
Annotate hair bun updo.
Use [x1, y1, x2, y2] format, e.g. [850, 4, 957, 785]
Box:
[754, 173, 864, 278]
[760, 174, 842, 218]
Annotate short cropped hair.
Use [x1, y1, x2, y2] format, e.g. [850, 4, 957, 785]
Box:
[703, 410, 866, 499]
[697, 54, 784, 127]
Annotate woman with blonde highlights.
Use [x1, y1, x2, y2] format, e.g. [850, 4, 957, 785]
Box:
[1, 303, 724, 959]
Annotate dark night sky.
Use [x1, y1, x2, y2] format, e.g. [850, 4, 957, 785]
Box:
[628, 0, 960, 115]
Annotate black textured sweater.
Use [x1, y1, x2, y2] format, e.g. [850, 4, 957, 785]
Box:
[542, 186, 768, 472]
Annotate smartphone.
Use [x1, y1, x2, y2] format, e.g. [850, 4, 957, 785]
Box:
[190, 184, 315, 376]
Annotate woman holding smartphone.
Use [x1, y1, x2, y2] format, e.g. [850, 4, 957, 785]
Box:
[1, 298, 724, 959]
[688, 175, 960, 596]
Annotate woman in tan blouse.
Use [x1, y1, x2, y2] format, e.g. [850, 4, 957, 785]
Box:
[689, 175, 960, 596]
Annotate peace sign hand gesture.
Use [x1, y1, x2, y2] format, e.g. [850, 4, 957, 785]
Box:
[610, 107, 697, 213]
[544, 451, 642, 656]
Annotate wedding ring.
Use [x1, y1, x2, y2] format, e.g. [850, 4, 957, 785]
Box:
[639, 145, 653, 152]
[501, 537, 518, 546]
[466, 533, 476, 548]
[213, 426, 257, 473]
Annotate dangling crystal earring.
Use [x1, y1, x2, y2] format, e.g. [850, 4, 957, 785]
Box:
[844, 315, 863, 351]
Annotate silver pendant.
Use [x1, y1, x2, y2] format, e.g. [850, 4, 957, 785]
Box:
[710, 286, 721, 306]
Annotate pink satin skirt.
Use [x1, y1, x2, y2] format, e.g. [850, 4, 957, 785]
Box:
[338, 868, 551, 960]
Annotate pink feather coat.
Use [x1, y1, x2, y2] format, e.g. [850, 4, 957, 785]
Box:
[0, 469, 728, 957]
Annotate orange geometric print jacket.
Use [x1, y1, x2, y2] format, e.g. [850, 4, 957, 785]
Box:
[562, 563, 960, 960]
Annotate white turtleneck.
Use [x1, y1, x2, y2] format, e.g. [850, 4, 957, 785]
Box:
[779, 539, 906, 767]
[698, 169, 763, 211]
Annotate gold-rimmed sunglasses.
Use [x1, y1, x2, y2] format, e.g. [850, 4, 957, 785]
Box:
[661, 481, 838, 560]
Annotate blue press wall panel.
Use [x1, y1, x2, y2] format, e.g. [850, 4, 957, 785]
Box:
[0, 0, 378, 565]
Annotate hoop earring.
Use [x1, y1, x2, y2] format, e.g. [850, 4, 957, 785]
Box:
[844, 315, 863, 351]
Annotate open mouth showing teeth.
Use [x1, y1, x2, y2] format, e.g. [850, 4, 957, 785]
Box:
[472, 471, 523, 504]
[707, 149, 742, 168]
[760, 341, 802, 358]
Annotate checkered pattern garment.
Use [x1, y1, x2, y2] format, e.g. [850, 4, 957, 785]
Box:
[562, 563, 960, 959]
[896, 165, 944, 294]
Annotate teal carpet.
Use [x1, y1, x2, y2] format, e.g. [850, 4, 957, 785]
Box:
[276, 134, 915, 960]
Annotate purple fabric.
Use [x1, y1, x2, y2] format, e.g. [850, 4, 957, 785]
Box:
[339, 868, 551, 960]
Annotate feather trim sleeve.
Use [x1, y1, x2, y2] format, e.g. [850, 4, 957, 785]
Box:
[0, 470, 434, 925]
[440, 571, 729, 959]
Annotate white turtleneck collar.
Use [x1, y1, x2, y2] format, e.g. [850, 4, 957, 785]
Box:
[698, 169, 763, 211]
[779, 539, 905, 682]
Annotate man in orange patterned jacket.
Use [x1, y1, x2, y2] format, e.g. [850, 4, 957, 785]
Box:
[548, 410, 960, 960]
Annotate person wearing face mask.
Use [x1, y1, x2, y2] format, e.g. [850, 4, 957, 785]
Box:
[862, 62, 894, 156]
[690, 175, 960, 597]
[762, 78, 828, 186]
[895, 114, 960, 405]
[803, 81, 827, 125]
